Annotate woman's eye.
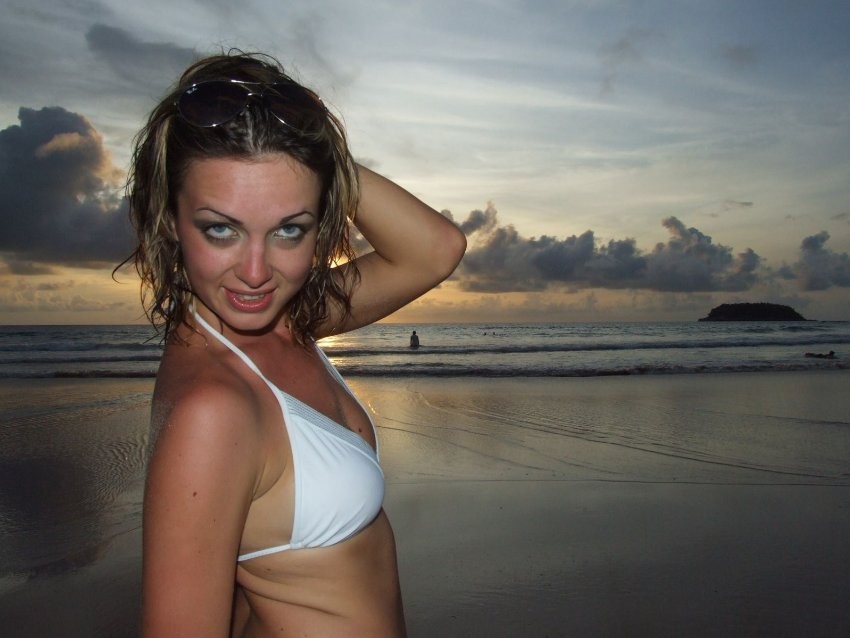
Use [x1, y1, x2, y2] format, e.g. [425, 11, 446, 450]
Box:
[274, 224, 305, 240]
[204, 224, 237, 240]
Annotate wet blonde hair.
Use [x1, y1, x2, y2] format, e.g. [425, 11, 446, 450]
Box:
[123, 51, 359, 344]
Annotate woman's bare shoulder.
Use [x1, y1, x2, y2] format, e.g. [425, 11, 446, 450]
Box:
[148, 340, 266, 480]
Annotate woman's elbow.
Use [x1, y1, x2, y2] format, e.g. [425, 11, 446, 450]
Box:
[433, 222, 467, 281]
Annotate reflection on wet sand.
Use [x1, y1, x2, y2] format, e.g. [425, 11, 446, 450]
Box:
[0, 456, 108, 577]
[1, 381, 150, 579]
[0, 380, 150, 638]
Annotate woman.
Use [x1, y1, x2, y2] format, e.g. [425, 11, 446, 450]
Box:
[128, 51, 466, 637]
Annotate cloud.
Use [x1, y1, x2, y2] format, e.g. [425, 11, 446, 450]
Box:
[1, 258, 56, 275]
[597, 27, 656, 95]
[454, 205, 762, 294]
[91, 16, 355, 99]
[646, 217, 760, 292]
[722, 199, 754, 211]
[458, 202, 498, 235]
[459, 224, 553, 292]
[85, 24, 197, 94]
[0, 106, 133, 269]
[285, 11, 359, 91]
[33, 280, 75, 291]
[0, 277, 129, 314]
[793, 231, 850, 290]
[704, 199, 754, 219]
[721, 45, 758, 69]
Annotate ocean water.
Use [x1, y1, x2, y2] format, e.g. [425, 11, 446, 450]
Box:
[1, 320, 848, 379]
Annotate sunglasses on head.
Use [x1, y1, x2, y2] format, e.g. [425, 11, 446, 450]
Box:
[175, 79, 325, 129]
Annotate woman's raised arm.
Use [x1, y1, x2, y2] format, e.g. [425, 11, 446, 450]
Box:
[321, 165, 466, 336]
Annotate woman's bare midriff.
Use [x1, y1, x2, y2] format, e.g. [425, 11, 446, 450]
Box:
[235, 511, 405, 638]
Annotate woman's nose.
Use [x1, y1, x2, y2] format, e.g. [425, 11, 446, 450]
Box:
[234, 241, 273, 288]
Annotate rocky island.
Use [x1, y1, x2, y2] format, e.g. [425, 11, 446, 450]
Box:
[699, 302, 807, 321]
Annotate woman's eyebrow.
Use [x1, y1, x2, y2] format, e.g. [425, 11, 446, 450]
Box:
[195, 208, 317, 226]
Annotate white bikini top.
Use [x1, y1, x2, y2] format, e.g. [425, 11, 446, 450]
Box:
[192, 311, 385, 561]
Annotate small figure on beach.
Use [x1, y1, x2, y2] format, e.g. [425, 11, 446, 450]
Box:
[804, 350, 836, 359]
[126, 51, 466, 637]
[410, 330, 420, 349]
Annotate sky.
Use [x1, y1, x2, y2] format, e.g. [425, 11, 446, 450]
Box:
[1, 0, 849, 324]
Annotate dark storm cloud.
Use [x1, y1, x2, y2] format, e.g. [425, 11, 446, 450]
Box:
[0, 106, 132, 269]
[645, 217, 759, 292]
[459, 224, 552, 292]
[458, 203, 498, 235]
[793, 231, 850, 291]
[85, 24, 197, 93]
[455, 205, 762, 294]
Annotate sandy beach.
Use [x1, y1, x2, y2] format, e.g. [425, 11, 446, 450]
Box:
[363, 372, 850, 637]
[1, 371, 848, 637]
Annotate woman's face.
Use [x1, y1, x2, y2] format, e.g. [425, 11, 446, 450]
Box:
[175, 154, 322, 335]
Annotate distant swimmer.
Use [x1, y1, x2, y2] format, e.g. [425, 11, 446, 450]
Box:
[409, 330, 420, 349]
[804, 350, 836, 359]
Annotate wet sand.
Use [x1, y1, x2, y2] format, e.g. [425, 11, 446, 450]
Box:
[358, 372, 850, 637]
[389, 481, 849, 637]
[1, 371, 848, 637]
[0, 379, 151, 638]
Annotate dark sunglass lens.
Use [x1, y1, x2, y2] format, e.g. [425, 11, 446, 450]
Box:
[263, 84, 325, 129]
[178, 82, 249, 127]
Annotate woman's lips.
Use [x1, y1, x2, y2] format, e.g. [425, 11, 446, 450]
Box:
[225, 289, 275, 313]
